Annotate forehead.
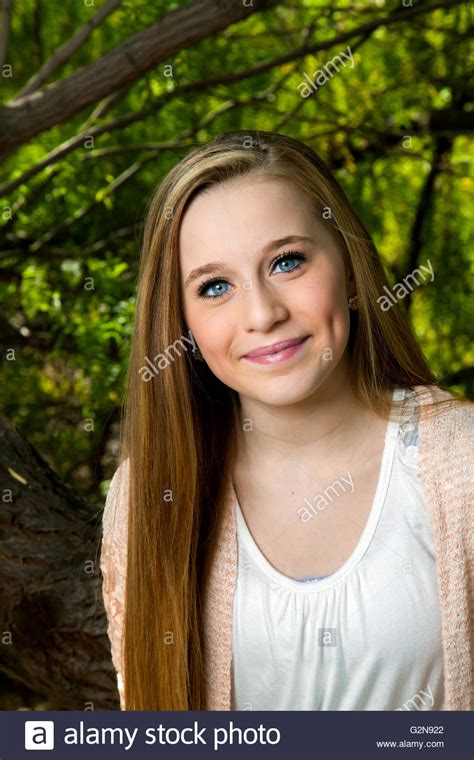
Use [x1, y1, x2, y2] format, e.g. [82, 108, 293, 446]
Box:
[178, 176, 319, 261]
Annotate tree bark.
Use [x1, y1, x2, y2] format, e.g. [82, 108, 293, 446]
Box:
[0, 417, 119, 710]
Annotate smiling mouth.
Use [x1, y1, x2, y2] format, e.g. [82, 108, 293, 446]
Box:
[242, 335, 310, 364]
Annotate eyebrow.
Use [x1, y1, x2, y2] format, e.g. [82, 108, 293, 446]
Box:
[184, 234, 314, 289]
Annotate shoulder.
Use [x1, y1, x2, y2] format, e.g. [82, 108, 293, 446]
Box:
[100, 458, 129, 709]
[412, 383, 474, 436]
[102, 457, 130, 548]
[412, 383, 473, 490]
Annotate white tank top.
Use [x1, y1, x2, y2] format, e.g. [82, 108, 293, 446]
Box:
[230, 387, 446, 710]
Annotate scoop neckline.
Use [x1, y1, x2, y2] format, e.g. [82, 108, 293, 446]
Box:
[232, 386, 406, 594]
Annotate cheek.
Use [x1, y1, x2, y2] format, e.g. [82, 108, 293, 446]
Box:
[183, 292, 238, 373]
[189, 312, 230, 359]
[195, 320, 237, 385]
[294, 276, 350, 364]
[294, 272, 348, 327]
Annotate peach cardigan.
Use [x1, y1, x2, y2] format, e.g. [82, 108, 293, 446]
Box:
[100, 384, 474, 710]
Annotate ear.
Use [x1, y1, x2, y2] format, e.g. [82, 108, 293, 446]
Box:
[345, 266, 356, 297]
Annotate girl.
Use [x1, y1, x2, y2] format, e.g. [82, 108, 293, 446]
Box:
[100, 130, 473, 711]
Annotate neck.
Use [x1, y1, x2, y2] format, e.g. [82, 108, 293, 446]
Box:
[235, 361, 387, 466]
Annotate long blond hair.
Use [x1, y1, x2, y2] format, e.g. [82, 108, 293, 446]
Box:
[119, 130, 461, 709]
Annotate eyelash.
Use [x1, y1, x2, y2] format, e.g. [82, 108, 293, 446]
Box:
[197, 250, 308, 300]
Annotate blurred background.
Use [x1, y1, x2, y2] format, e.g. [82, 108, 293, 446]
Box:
[0, 0, 472, 709]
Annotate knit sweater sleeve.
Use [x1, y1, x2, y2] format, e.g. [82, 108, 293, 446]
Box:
[415, 385, 474, 710]
[100, 458, 130, 710]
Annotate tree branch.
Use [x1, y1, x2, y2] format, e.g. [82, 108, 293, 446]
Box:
[0, 0, 281, 158]
[3, 0, 470, 195]
[402, 135, 453, 312]
[13, 0, 123, 100]
[0, 0, 11, 71]
[0, 89, 132, 200]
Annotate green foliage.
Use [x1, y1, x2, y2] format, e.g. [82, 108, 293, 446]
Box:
[0, 0, 472, 498]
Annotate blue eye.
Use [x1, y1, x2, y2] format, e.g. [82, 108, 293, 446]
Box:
[272, 253, 304, 274]
[199, 281, 230, 299]
[197, 251, 307, 300]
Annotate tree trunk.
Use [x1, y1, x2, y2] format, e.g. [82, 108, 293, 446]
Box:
[0, 417, 119, 709]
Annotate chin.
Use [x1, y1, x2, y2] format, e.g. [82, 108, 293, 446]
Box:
[245, 378, 321, 407]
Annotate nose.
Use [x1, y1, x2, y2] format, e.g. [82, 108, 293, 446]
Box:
[239, 279, 289, 332]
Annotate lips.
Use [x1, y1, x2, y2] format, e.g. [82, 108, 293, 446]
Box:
[243, 336, 309, 358]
